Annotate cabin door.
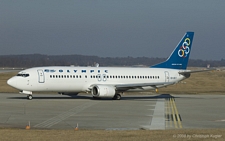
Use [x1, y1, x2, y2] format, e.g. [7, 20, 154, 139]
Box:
[37, 70, 45, 83]
[164, 71, 169, 82]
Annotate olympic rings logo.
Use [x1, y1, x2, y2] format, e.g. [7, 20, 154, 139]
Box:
[178, 38, 190, 58]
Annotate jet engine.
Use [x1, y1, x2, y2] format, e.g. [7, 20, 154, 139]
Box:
[91, 85, 115, 98]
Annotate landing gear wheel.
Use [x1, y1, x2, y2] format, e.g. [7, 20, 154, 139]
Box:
[27, 95, 33, 100]
[113, 94, 121, 100]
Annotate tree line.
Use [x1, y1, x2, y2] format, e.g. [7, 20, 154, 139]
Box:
[0, 54, 224, 68]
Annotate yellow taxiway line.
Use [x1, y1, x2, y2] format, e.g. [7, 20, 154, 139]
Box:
[166, 97, 182, 129]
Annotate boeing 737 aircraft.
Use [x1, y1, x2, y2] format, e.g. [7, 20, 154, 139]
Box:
[7, 32, 206, 100]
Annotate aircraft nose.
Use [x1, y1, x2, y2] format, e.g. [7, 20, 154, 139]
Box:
[7, 77, 17, 88]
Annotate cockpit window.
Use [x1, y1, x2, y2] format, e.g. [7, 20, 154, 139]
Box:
[17, 74, 29, 77]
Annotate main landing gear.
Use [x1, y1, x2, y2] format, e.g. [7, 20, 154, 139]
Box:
[113, 94, 121, 100]
[27, 95, 33, 100]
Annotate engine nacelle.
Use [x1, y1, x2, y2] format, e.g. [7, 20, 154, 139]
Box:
[91, 85, 115, 98]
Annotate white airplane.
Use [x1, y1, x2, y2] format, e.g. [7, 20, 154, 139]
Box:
[7, 32, 208, 100]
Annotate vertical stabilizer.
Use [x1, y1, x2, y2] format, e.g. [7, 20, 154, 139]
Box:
[151, 32, 194, 70]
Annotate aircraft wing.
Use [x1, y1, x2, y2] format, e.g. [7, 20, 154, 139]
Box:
[89, 82, 174, 91]
[108, 69, 215, 90]
[114, 82, 175, 91]
[114, 69, 215, 91]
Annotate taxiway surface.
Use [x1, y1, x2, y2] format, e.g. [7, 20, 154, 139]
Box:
[0, 93, 225, 130]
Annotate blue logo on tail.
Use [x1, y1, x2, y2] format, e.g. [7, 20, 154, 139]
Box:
[178, 38, 190, 58]
[151, 32, 194, 70]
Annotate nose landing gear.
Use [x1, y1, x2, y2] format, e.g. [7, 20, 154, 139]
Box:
[27, 95, 33, 100]
[19, 90, 33, 100]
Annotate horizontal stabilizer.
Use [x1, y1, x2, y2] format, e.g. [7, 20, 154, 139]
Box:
[179, 68, 216, 75]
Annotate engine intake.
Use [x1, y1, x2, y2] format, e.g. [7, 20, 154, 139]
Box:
[91, 85, 115, 98]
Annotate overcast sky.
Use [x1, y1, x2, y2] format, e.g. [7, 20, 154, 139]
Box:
[0, 0, 225, 60]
